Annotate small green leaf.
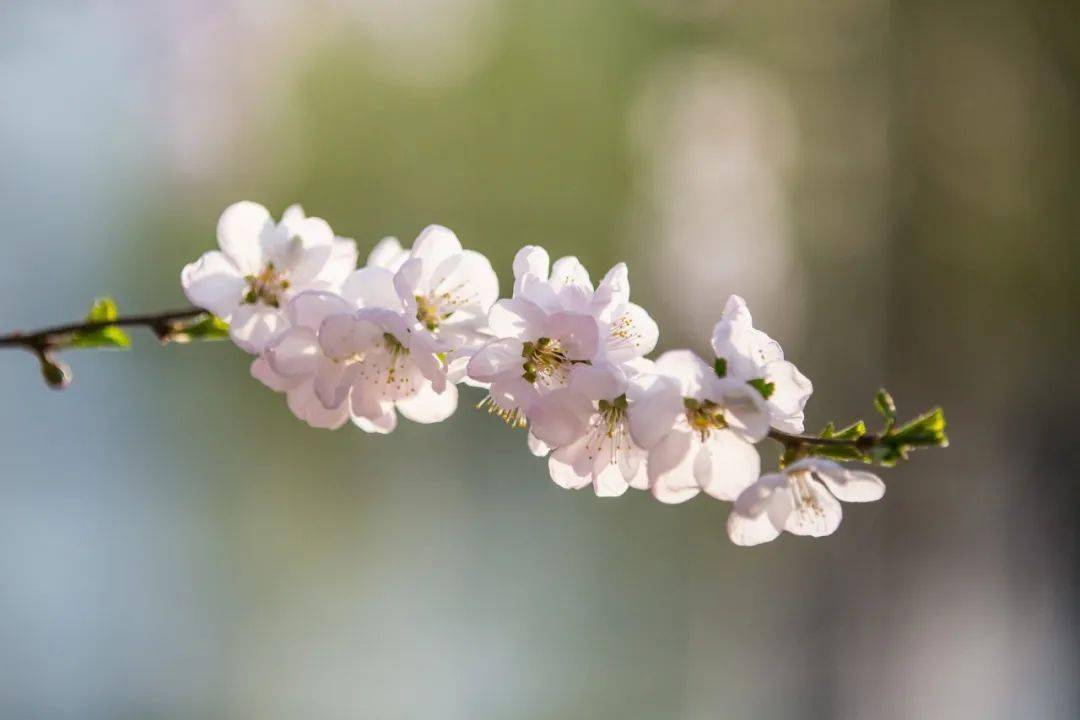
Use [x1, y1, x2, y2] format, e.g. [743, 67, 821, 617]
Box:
[713, 357, 727, 378]
[833, 420, 867, 441]
[748, 378, 775, 400]
[169, 315, 229, 343]
[809, 444, 869, 463]
[874, 388, 897, 426]
[85, 297, 118, 323]
[70, 298, 130, 349]
[70, 325, 131, 349]
[890, 407, 948, 448]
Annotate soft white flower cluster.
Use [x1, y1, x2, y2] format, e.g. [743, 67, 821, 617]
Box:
[182, 202, 885, 545]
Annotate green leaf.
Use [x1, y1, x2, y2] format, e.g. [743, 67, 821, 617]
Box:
[69, 298, 130, 349]
[85, 297, 118, 322]
[70, 325, 131, 349]
[873, 388, 897, 426]
[890, 407, 948, 448]
[169, 315, 230, 343]
[748, 378, 775, 400]
[834, 420, 867, 440]
[809, 444, 869, 463]
[713, 357, 727, 378]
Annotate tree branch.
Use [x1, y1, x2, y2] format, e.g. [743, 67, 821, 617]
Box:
[0, 307, 207, 352]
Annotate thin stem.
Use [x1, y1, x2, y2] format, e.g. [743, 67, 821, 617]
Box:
[0, 307, 206, 352]
[767, 427, 879, 449]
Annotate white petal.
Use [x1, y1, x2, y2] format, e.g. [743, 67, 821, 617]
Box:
[548, 438, 593, 490]
[229, 304, 287, 354]
[527, 432, 551, 457]
[647, 428, 700, 504]
[349, 389, 398, 434]
[592, 262, 629, 318]
[410, 225, 462, 284]
[487, 298, 546, 339]
[764, 360, 813, 433]
[216, 201, 270, 274]
[286, 380, 350, 430]
[180, 251, 245, 319]
[265, 327, 321, 378]
[593, 462, 629, 498]
[569, 363, 626, 402]
[626, 373, 683, 449]
[313, 358, 354, 409]
[550, 256, 594, 311]
[605, 302, 659, 363]
[654, 350, 711, 397]
[783, 476, 843, 537]
[367, 237, 409, 271]
[318, 313, 383, 360]
[397, 381, 458, 424]
[527, 388, 593, 448]
[340, 267, 402, 311]
[284, 290, 354, 331]
[251, 356, 300, 393]
[794, 458, 885, 503]
[715, 378, 771, 442]
[315, 237, 359, 288]
[405, 331, 448, 394]
[512, 245, 550, 285]
[726, 474, 791, 547]
[699, 429, 761, 501]
[467, 338, 525, 382]
[544, 312, 599, 362]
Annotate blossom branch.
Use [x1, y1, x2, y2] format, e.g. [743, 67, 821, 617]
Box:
[0, 307, 207, 351]
[0, 300, 224, 389]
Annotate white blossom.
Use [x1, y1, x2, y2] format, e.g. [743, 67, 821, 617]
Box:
[181, 202, 357, 353]
[627, 350, 768, 504]
[527, 362, 651, 497]
[727, 458, 885, 546]
[710, 295, 812, 433]
[467, 245, 657, 427]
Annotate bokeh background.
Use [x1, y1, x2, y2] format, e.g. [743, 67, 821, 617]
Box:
[2, 1, 1078, 718]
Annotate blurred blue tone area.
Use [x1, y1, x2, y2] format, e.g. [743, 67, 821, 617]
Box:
[1, 1, 1077, 718]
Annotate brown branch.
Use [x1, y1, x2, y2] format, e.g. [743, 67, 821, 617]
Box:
[0, 307, 207, 352]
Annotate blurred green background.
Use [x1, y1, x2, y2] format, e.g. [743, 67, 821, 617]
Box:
[1, 0, 1077, 717]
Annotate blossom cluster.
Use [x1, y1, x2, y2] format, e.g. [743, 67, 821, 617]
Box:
[182, 202, 886, 546]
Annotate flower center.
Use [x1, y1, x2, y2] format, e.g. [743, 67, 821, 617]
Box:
[684, 397, 727, 441]
[586, 394, 630, 465]
[415, 294, 447, 331]
[243, 262, 290, 308]
[521, 337, 578, 384]
[787, 471, 824, 516]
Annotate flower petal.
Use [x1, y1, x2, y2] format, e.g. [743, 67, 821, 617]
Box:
[487, 297, 546, 339]
[699, 429, 761, 501]
[654, 350, 711, 398]
[229, 304, 287, 354]
[467, 338, 525, 382]
[647, 428, 700, 504]
[340, 267, 402, 311]
[783, 476, 842, 537]
[605, 302, 659, 363]
[794, 458, 885, 503]
[397, 381, 458, 424]
[180, 250, 245, 319]
[544, 312, 599, 362]
[368, 237, 409, 271]
[265, 327, 321, 378]
[284, 290, 354, 331]
[626, 373, 683, 450]
[216, 201, 270, 274]
[727, 474, 791, 546]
